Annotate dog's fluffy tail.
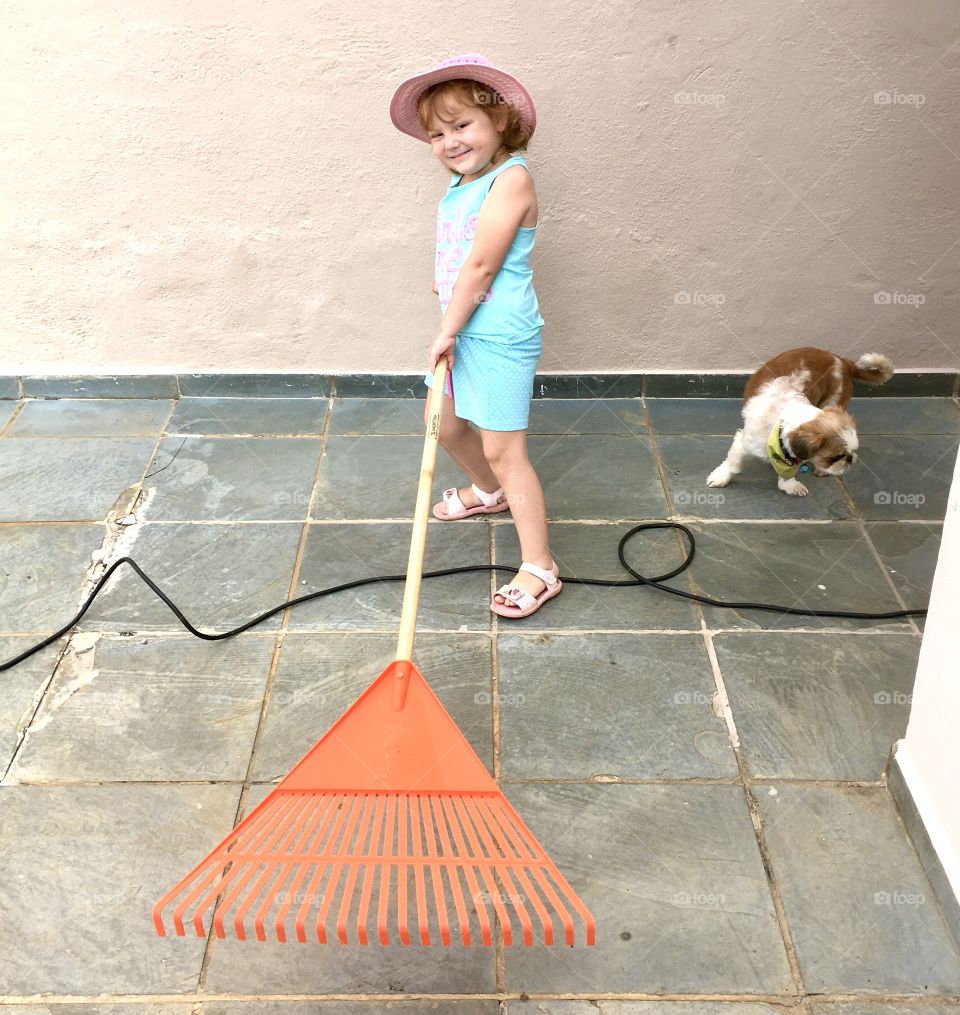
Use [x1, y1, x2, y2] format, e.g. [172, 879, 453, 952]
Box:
[849, 352, 894, 386]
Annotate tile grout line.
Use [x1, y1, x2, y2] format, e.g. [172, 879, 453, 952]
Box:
[0, 398, 26, 438]
[643, 395, 808, 997]
[835, 476, 924, 639]
[194, 391, 334, 990]
[7, 625, 920, 641]
[701, 618, 807, 996]
[7, 776, 888, 788]
[6, 989, 960, 1003]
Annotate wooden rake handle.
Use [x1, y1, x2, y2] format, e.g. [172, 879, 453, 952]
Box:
[392, 357, 448, 709]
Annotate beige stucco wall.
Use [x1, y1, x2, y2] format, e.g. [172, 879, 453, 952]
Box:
[2, 1, 958, 375]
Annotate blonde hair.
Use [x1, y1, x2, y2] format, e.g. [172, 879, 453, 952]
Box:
[417, 78, 532, 163]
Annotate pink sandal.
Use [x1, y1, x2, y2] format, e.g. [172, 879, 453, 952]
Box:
[432, 483, 510, 520]
[490, 560, 563, 619]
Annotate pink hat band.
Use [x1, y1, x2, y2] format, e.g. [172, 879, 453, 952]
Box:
[390, 52, 537, 144]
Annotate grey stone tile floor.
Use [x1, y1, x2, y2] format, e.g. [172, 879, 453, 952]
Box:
[0, 392, 957, 1006]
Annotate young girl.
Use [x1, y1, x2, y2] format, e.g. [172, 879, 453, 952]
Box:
[390, 53, 561, 619]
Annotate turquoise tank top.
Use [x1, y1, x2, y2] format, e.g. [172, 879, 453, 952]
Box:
[435, 153, 545, 342]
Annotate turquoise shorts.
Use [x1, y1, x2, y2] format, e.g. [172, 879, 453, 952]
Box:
[423, 328, 542, 432]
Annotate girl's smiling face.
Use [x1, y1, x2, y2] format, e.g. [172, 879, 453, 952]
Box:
[426, 102, 508, 182]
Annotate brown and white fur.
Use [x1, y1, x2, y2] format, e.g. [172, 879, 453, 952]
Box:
[706, 347, 894, 496]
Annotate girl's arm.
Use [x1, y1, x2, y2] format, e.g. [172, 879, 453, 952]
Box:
[437, 166, 536, 339]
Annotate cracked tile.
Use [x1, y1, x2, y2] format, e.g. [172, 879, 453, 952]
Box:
[81, 522, 303, 634]
[8, 635, 275, 782]
[0, 438, 156, 521]
[0, 638, 61, 774]
[145, 436, 322, 521]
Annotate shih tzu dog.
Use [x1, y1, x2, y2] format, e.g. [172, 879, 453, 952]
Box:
[706, 347, 894, 496]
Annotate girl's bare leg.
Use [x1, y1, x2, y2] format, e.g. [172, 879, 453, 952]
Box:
[479, 427, 554, 602]
[424, 395, 501, 510]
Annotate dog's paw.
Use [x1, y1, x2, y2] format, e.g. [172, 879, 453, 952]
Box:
[778, 477, 809, 496]
[707, 464, 732, 488]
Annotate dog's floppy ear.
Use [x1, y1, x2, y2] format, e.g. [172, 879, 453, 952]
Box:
[788, 423, 818, 461]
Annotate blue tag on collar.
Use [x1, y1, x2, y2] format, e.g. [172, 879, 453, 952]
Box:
[798, 463, 812, 474]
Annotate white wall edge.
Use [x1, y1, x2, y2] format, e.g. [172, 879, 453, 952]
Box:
[894, 737, 960, 907]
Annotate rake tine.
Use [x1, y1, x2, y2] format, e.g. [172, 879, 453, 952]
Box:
[337, 794, 376, 944]
[214, 793, 309, 940]
[317, 793, 366, 943]
[459, 796, 514, 946]
[473, 798, 536, 946]
[397, 795, 411, 945]
[230, 792, 313, 939]
[275, 794, 337, 942]
[430, 795, 471, 945]
[355, 795, 385, 945]
[377, 794, 397, 945]
[409, 795, 431, 945]
[490, 798, 582, 946]
[420, 795, 452, 946]
[495, 794, 596, 943]
[188, 793, 298, 938]
[238, 793, 316, 940]
[254, 794, 328, 941]
[295, 793, 352, 943]
[156, 788, 284, 936]
[477, 797, 554, 944]
[443, 796, 491, 946]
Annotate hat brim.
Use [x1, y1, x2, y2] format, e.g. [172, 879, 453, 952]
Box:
[390, 63, 537, 144]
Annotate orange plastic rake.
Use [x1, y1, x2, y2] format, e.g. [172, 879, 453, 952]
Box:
[153, 358, 594, 947]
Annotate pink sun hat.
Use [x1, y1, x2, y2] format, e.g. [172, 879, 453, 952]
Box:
[390, 52, 537, 144]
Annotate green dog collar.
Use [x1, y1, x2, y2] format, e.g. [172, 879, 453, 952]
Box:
[767, 421, 805, 480]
